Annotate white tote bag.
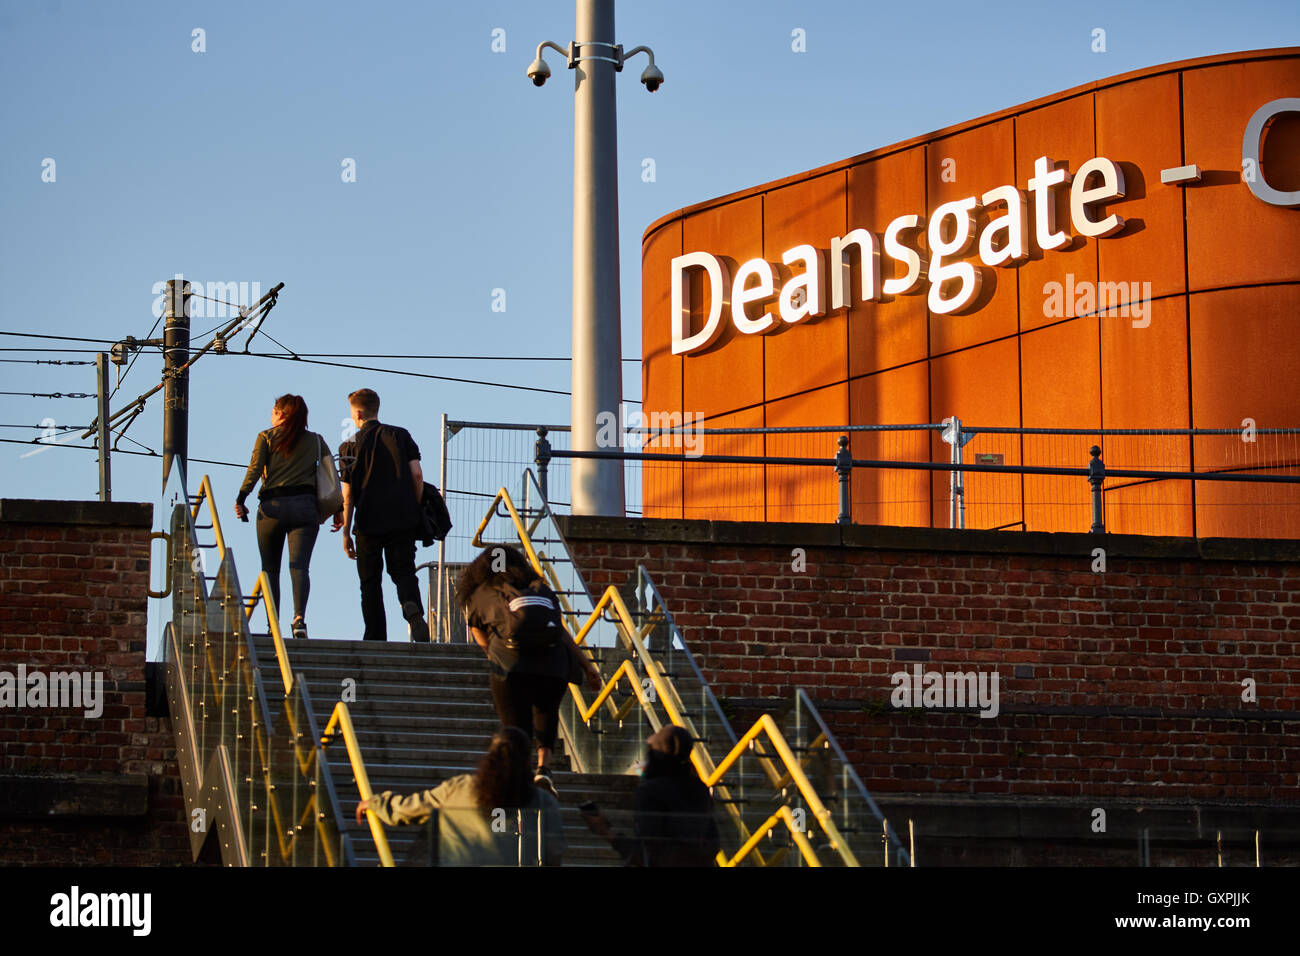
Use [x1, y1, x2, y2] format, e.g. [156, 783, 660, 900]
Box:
[315, 434, 344, 523]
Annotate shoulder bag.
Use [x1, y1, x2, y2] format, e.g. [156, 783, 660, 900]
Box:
[315, 433, 344, 523]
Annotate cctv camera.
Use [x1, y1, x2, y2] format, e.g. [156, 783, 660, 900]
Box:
[527, 56, 551, 87]
[640, 63, 664, 93]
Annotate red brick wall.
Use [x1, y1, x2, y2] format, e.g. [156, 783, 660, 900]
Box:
[0, 500, 190, 865]
[561, 517, 1300, 805]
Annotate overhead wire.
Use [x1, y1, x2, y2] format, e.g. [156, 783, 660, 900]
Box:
[0, 358, 95, 365]
[0, 436, 243, 469]
[250, 352, 642, 361]
[236, 351, 576, 398]
[0, 423, 89, 430]
[1, 331, 643, 400]
[0, 331, 119, 345]
[0, 348, 111, 355]
[0, 391, 93, 399]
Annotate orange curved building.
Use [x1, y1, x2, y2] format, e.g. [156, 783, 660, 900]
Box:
[640, 48, 1300, 537]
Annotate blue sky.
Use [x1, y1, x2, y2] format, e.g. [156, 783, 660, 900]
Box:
[2, 0, 1295, 645]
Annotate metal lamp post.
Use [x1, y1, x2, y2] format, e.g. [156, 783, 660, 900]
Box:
[528, 0, 663, 516]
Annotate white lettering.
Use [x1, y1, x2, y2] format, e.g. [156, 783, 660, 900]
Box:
[778, 244, 824, 324]
[1027, 155, 1072, 251]
[927, 196, 982, 314]
[731, 258, 778, 335]
[1070, 157, 1126, 237]
[670, 252, 730, 355]
[829, 229, 881, 309]
[882, 214, 926, 296]
[978, 185, 1029, 266]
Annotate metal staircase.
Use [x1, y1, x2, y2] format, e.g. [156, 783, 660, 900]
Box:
[157, 464, 909, 866]
[250, 636, 635, 866]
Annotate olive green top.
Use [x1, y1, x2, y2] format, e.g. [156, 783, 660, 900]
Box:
[236, 427, 329, 505]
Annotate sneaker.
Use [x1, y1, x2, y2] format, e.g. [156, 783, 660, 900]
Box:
[533, 767, 558, 798]
[403, 602, 430, 643]
[292, 617, 308, 640]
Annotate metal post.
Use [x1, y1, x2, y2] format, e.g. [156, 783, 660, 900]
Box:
[427, 810, 440, 866]
[95, 353, 111, 502]
[570, 0, 626, 517]
[946, 417, 966, 529]
[834, 435, 851, 525]
[956, 424, 966, 531]
[535, 427, 552, 502]
[161, 278, 191, 491]
[941, 416, 970, 529]
[435, 413, 448, 641]
[1088, 445, 1106, 534]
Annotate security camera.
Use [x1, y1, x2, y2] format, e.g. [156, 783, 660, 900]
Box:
[640, 63, 664, 92]
[527, 56, 551, 87]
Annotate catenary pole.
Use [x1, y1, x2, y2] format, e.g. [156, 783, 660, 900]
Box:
[96, 352, 111, 501]
[162, 278, 191, 491]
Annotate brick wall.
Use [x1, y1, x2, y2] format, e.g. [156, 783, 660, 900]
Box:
[560, 517, 1300, 808]
[0, 499, 190, 865]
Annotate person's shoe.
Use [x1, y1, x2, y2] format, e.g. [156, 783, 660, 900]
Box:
[533, 766, 558, 798]
[292, 617, 308, 640]
[403, 602, 430, 643]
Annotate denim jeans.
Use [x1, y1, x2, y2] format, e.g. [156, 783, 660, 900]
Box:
[256, 494, 320, 622]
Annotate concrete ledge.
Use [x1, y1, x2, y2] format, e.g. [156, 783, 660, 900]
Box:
[725, 696, 1299, 723]
[872, 793, 1300, 842]
[0, 771, 150, 819]
[556, 515, 1300, 564]
[0, 499, 153, 529]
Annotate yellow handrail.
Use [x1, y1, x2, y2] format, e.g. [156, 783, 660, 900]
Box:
[245, 572, 293, 695]
[190, 474, 227, 557]
[324, 703, 395, 867]
[186, 474, 393, 867]
[471, 484, 864, 867]
[721, 805, 820, 868]
[705, 714, 859, 867]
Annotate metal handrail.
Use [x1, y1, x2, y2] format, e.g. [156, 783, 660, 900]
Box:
[472, 482, 774, 863]
[186, 474, 394, 867]
[469, 481, 873, 866]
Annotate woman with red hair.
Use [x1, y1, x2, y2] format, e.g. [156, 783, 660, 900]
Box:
[234, 394, 339, 638]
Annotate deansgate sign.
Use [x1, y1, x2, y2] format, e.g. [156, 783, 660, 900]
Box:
[669, 97, 1299, 356]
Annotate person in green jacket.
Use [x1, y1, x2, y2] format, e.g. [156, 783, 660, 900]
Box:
[356, 727, 564, 866]
[234, 394, 341, 639]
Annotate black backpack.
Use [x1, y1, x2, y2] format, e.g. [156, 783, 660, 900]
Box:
[494, 579, 563, 651]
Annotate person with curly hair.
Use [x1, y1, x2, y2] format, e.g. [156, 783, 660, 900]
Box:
[356, 726, 564, 866]
[457, 545, 601, 797]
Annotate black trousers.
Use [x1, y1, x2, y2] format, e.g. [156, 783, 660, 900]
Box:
[255, 493, 320, 621]
[490, 672, 568, 752]
[354, 529, 422, 641]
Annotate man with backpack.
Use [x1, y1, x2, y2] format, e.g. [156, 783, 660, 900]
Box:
[337, 387, 430, 642]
